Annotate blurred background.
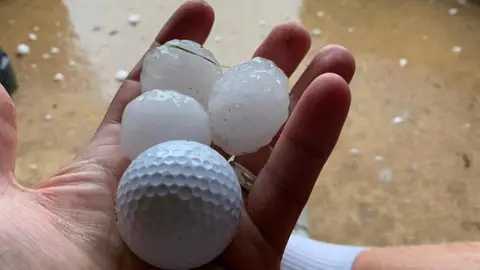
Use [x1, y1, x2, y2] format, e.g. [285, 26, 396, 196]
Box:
[1, 0, 479, 247]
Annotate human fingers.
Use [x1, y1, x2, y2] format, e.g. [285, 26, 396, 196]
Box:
[235, 45, 355, 175]
[289, 44, 355, 110]
[0, 83, 17, 174]
[247, 73, 351, 251]
[127, 0, 215, 82]
[252, 22, 311, 77]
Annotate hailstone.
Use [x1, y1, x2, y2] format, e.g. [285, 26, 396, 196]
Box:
[121, 89, 211, 159]
[208, 57, 290, 155]
[140, 39, 222, 108]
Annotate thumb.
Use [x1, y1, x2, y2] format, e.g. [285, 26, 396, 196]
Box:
[0, 84, 17, 174]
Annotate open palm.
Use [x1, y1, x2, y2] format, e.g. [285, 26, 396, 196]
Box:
[0, 1, 355, 269]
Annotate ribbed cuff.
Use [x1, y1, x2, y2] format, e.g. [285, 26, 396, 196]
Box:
[281, 234, 369, 270]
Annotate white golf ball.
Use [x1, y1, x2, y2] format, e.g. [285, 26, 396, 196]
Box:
[208, 57, 290, 155]
[116, 140, 242, 270]
[121, 89, 211, 159]
[140, 39, 222, 108]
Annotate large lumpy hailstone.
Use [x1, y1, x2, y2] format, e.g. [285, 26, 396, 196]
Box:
[121, 89, 211, 159]
[140, 39, 223, 108]
[208, 57, 290, 155]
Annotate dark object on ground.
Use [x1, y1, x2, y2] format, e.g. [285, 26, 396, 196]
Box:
[0, 48, 18, 95]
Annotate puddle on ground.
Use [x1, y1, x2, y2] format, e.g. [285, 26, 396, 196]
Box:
[1, 0, 480, 246]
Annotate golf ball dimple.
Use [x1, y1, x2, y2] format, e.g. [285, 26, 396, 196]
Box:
[121, 89, 212, 159]
[140, 39, 223, 108]
[208, 57, 290, 155]
[116, 140, 242, 270]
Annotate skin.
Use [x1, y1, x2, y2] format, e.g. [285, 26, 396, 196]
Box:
[0, 1, 477, 269]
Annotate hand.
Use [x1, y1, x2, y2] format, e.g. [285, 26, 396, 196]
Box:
[0, 1, 355, 269]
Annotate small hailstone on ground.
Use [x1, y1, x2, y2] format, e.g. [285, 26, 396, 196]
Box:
[452, 46, 463, 54]
[33, 25, 40, 32]
[214, 35, 221, 43]
[128, 14, 141, 26]
[31, 63, 37, 69]
[44, 113, 52, 121]
[448, 8, 458, 15]
[348, 27, 355, 33]
[42, 53, 51, 59]
[398, 58, 408, 67]
[316, 11, 325, 18]
[16, 44, 30, 56]
[410, 163, 419, 171]
[53, 73, 65, 81]
[379, 168, 393, 182]
[349, 148, 361, 156]
[258, 20, 266, 26]
[392, 116, 405, 125]
[28, 33, 37, 41]
[457, 0, 467, 4]
[29, 164, 38, 170]
[374, 155, 385, 162]
[50, 47, 60, 54]
[311, 28, 322, 36]
[115, 69, 129, 81]
[68, 60, 76, 68]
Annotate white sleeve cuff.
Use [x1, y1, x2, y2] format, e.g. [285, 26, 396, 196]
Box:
[281, 234, 369, 270]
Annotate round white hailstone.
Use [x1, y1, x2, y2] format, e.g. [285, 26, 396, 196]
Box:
[316, 11, 325, 18]
[141, 40, 222, 108]
[392, 116, 404, 125]
[33, 25, 40, 32]
[29, 164, 38, 170]
[116, 140, 242, 269]
[374, 155, 385, 162]
[258, 20, 266, 26]
[349, 148, 360, 156]
[28, 33, 37, 41]
[50, 47, 60, 54]
[398, 58, 408, 67]
[448, 8, 458, 16]
[208, 57, 290, 155]
[16, 44, 30, 55]
[128, 14, 141, 25]
[68, 60, 76, 68]
[379, 168, 393, 182]
[452, 46, 463, 54]
[31, 63, 37, 69]
[53, 73, 64, 81]
[121, 89, 212, 159]
[348, 27, 355, 33]
[115, 69, 129, 81]
[311, 28, 322, 36]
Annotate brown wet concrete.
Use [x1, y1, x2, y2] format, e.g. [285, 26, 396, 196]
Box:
[1, 0, 480, 247]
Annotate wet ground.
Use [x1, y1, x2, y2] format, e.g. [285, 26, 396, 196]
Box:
[1, 0, 480, 247]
